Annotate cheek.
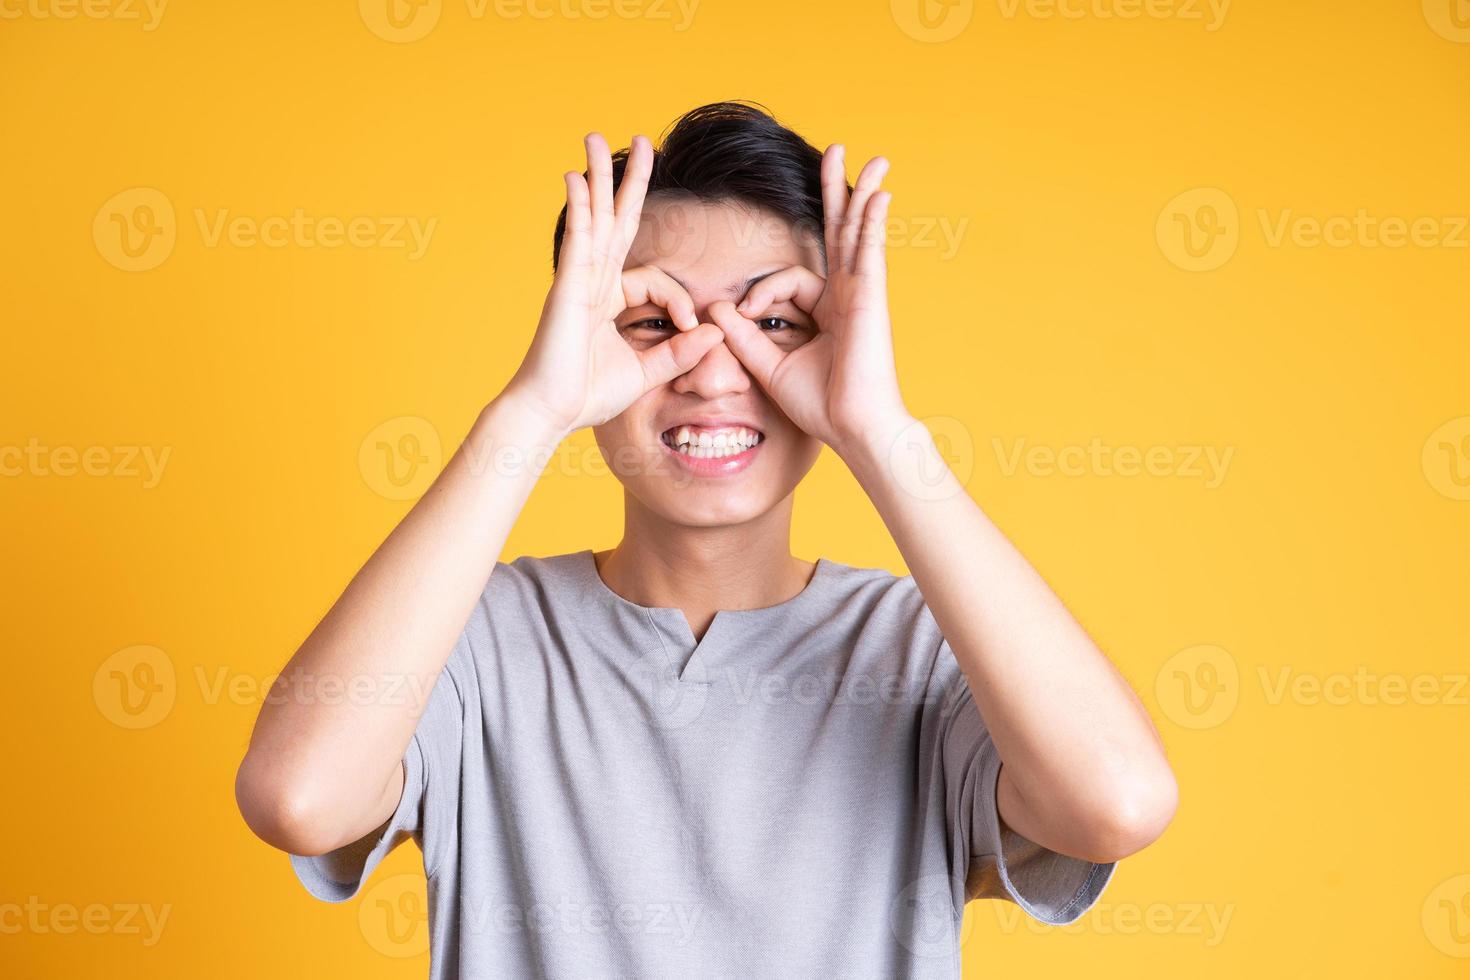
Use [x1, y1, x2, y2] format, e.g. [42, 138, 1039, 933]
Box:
[590, 419, 628, 464]
[593, 396, 660, 452]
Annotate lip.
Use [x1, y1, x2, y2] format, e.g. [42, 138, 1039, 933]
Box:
[658, 416, 765, 435]
[658, 419, 764, 478]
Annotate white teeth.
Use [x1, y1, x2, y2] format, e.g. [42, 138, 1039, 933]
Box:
[662, 425, 763, 458]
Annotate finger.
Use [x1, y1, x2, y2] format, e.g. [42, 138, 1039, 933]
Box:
[585, 133, 615, 258]
[557, 170, 591, 273]
[839, 156, 889, 271]
[855, 190, 892, 279]
[638, 323, 724, 390]
[734, 265, 826, 319]
[820, 144, 848, 273]
[613, 135, 653, 254]
[621, 265, 698, 332]
[707, 300, 786, 391]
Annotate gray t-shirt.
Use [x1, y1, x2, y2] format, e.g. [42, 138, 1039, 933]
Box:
[290, 549, 1116, 978]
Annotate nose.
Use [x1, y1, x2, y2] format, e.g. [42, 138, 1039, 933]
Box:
[670, 332, 751, 398]
[671, 297, 751, 398]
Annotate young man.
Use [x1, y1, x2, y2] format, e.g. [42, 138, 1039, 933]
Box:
[235, 102, 1177, 978]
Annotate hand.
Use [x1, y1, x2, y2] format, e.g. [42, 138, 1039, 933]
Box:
[708, 145, 913, 458]
[504, 133, 724, 435]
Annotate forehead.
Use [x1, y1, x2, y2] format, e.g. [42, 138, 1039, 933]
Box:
[625, 196, 823, 298]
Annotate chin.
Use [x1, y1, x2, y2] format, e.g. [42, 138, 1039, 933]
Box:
[625, 475, 771, 527]
[597, 427, 819, 527]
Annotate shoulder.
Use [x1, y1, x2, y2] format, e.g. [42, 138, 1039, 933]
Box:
[818, 556, 937, 627]
[812, 556, 953, 680]
[479, 549, 591, 605]
[448, 550, 591, 654]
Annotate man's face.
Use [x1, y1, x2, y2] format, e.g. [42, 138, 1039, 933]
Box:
[591, 195, 825, 527]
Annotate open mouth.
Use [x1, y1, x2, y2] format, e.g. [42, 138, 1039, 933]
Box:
[659, 424, 765, 460]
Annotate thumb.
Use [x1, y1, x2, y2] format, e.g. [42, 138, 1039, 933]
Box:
[637, 322, 723, 389]
[707, 300, 784, 390]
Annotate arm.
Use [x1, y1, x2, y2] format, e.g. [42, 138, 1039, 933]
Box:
[233, 394, 563, 857]
[234, 132, 721, 857]
[711, 144, 1177, 866]
[839, 424, 1177, 865]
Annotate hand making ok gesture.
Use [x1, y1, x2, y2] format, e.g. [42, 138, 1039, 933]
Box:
[505, 133, 725, 435]
[708, 145, 914, 459]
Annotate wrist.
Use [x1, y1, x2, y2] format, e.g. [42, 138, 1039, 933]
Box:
[461, 393, 572, 483]
[836, 412, 969, 505]
[482, 389, 575, 447]
[830, 411, 920, 472]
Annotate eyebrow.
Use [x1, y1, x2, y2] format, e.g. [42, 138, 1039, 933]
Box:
[667, 269, 782, 298]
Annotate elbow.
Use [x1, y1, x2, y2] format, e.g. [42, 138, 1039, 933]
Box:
[234, 751, 343, 857]
[1081, 768, 1180, 864]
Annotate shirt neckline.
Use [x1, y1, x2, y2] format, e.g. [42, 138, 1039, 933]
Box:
[568, 548, 838, 624]
[562, 549, 842, 681]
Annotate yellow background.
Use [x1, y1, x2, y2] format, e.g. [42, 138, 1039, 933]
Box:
[2, 0, 1468, 976]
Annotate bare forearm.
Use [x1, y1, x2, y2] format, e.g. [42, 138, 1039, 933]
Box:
[838, 418, 1177, 860]
[236, 394, 567, 854]
[235, 131, 719, 855]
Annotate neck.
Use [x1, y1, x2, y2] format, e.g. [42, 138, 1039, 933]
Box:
[595, 492, 815, 640]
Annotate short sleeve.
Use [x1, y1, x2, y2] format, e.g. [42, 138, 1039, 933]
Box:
[287, 638, 469, 903]
[936, 645, 1117, 925]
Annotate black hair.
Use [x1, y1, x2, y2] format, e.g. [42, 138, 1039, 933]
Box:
[551, 100, 834, 270]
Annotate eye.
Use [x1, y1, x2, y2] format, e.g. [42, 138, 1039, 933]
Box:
[627, 317, 675, 332]
[749, 314, 814, 351]
[618, 316, 677, 351]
